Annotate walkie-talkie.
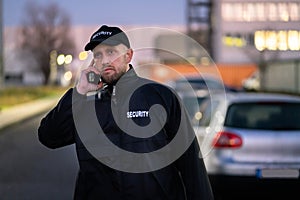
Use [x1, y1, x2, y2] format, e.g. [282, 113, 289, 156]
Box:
[87, 71, 101, 84]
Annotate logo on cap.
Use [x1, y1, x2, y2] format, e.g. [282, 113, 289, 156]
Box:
[92, 31, 113, 39]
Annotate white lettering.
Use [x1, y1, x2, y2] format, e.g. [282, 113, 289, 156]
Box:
[126, 111, 149, 118]
[92, 31, 113, 39]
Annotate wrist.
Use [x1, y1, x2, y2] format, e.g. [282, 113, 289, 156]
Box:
[76, 85, 87, 95]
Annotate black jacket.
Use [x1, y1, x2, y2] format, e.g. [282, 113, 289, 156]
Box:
[38, 67, 214, 200]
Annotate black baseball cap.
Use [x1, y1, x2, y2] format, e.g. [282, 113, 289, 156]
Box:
[84, 25, 130, 51]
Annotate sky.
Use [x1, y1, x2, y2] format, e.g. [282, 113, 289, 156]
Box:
[3, 0, 187, 27]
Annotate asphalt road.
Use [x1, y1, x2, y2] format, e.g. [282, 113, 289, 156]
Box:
[0, 113, 79, 200]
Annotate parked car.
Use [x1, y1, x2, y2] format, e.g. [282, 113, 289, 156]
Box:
[182, 92, 300, 199]
[166, 74, 238, 94]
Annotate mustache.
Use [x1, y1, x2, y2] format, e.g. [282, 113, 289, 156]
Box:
[98, 65, 114, 72]
[102, 66, 114, 71]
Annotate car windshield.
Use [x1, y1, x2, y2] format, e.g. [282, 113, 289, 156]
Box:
[182, 96, 208, 125]
[224, 102, 300, 130]
[183, 95, 220, 126]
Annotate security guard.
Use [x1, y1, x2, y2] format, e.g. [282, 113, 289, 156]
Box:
[38, 25, 214, 200]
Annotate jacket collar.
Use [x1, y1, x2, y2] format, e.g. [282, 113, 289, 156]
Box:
[107, 64, 139, 88]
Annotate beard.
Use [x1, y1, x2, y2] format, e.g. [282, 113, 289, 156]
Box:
[101, 66, 127, 85]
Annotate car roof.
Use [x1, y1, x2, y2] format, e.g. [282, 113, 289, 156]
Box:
[223, 92, 300, 103]
[174, 74, 223, 81]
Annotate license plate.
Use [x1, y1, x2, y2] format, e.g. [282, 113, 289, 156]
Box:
[256, 169, 299, 179]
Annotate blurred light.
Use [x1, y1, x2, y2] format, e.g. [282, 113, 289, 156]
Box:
[187, 57, 197, 65]
[57, 54, 65, 65]
[64, 71, 73, 81]
[65, 55, 73, 64]
[223, 36, 246, 47]
[194, 112, 203, 121]
[79, 51, 88, 61]
[200, 57, 210, 66]
[223, 36, 233, 46]
[234, 37, 245, 47]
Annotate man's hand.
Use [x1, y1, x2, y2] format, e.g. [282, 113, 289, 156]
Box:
[76, 60, 103, 95]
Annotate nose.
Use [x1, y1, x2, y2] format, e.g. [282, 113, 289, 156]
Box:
[101, 55, 110, 67]
[94, 57, 109, 71]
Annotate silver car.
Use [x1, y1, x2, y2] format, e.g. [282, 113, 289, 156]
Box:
[165, 74, 238, 93]
[182, 92, 300, 198]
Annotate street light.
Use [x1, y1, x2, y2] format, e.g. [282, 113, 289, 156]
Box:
[58, 54, 73, 86]
[79, 51, 88, 61]
[64, 54, 72, 64]
[57, 54, 65, 66]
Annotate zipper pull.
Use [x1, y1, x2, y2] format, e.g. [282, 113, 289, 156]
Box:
[112, 86, 117, 104]
[112, 86, 116, 96]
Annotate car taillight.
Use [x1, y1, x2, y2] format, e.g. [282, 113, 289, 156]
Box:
[212, 131, 243, 148]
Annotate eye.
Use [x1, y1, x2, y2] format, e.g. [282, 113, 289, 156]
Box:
[93, 52, 102, 59]
[107, 50, 115, 55]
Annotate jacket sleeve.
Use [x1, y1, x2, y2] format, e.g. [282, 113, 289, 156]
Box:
[176, 138, 214, 200]
[38, 87, 85, 149]
[168, 91, 214, 200]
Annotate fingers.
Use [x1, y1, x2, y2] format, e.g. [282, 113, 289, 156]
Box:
[88, 59, 95, 68]
[76, 59, 103, 95]
[87, 59, 101, 75]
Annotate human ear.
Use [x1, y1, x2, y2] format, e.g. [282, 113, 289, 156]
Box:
[125, 48, 133, 63]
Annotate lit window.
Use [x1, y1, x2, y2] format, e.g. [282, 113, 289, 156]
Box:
[255, 30, 300, 51]
[288, 31, 300, 50]
[235, 3, 243, 21]
[277, 31, 288, 51]
[256, 3, 265, 21]
[243, 3, 255, 21]
[289, 3, 299, 21]
[221, 2, 300, 22]
[222, 3, 233, 21]
[255, 31, 266, 51]
[279, 3, 289, 21]
[268, 3, 278, 21]
[265, 31, 277, 50]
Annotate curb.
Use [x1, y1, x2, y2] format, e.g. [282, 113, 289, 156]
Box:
[0, 97, 59, 130]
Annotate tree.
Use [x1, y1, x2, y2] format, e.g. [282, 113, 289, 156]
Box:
[18, 1, 75, 85]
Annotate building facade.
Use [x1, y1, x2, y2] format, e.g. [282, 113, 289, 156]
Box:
[213, 0, 300, 64]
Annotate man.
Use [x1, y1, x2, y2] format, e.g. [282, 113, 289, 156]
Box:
[38, 25, 213, 200]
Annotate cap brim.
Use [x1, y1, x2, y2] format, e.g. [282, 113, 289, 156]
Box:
[84, 39, 122, 51]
